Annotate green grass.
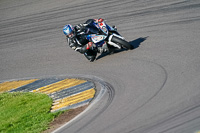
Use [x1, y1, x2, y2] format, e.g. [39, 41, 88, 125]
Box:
[0, 92, 63, 133]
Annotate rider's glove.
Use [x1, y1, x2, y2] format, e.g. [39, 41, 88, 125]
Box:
[71, 46, 76, 50]
[75, 47, 81, 52]
[70, 43, 81, 52]
[75, 24, 85, 32]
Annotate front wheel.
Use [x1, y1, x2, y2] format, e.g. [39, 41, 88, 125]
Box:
[111, 36, 133, 49]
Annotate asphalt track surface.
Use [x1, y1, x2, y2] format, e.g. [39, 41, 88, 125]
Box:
[1, 0, 200, 133]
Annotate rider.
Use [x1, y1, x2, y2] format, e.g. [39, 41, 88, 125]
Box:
[63, 19, 97, 62]
[63, 18, 117, 62]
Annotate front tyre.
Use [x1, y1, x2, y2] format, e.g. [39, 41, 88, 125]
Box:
[111, 36, 133, 49]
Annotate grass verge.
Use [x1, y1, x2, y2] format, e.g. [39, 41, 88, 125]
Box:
[0, 92, 64, 133]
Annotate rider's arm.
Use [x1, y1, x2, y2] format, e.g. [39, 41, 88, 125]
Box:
[66, 37, 81, 52]
[74, 23, 88, 33]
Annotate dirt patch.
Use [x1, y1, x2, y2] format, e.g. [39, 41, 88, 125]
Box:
[43, 105, 88, 133]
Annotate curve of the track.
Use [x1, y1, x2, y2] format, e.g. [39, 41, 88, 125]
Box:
[1, 0, 200, 133]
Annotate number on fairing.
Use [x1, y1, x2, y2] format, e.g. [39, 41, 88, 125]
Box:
[91, 35, 106, 43]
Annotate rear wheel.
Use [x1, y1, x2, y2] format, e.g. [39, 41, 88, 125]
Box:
[111, 36, 133, 49]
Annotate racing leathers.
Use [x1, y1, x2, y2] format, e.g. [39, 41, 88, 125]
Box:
[66, 21, 97, 62]
[65, 19, 117, 62]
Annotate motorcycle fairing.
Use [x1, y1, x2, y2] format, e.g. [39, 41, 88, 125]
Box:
[106, 25, 115, 31]
[87, 34, 107, 44]
[92, 21, 108, 35]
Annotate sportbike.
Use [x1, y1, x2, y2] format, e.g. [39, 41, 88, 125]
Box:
[85, 19, 133, 54]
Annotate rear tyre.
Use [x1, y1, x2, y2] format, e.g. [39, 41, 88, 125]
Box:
[111, 36, 133, 49]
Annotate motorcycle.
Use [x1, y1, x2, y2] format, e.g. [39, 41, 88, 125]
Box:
[85, 19, 133, 55]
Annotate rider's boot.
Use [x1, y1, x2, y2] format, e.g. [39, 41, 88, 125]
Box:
[84, 51, 97, 62]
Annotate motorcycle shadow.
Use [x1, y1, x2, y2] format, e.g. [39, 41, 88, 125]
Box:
[96, 37, 148, 60]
